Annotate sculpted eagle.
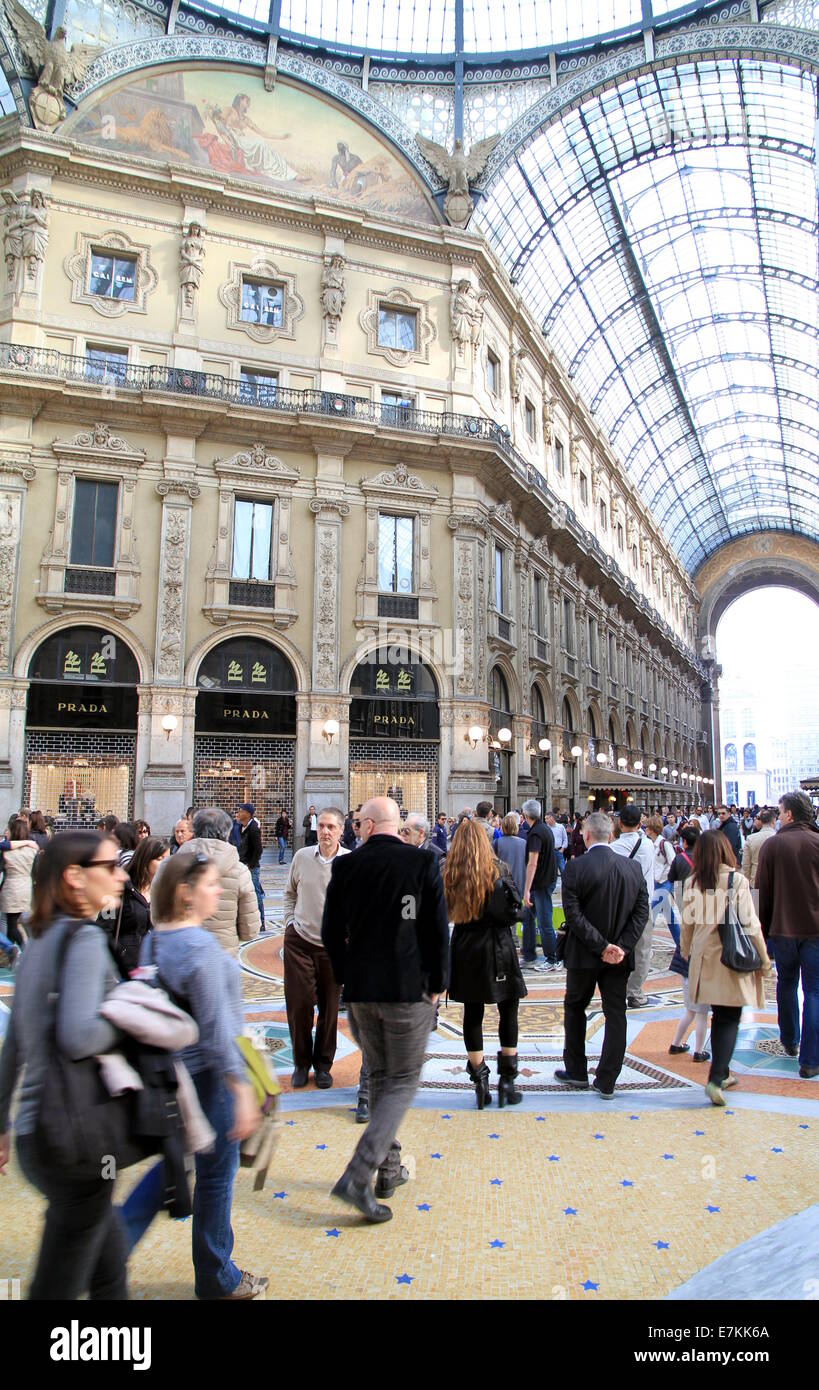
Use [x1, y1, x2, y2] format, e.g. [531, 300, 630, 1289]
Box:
[4, 0, 102, 120]
[415, 132, 500, 227]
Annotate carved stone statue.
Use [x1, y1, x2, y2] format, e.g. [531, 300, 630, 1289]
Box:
[179, 221, 205, 310]
[1, 191, 25, 291]
[2, 187, 48, 294]
[320, 254, 346, 327]
[4, 0, 103, 130]
[22, 188, 49, 280]
[450, 278, 484, 352]
[542, 396, 555, 445]
[415, 133, 501, 228]
[510, 348, 525, 402]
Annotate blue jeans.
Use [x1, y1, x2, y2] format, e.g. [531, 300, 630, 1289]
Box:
[120, 1070, 242, 1299]
[277, 836, 287, 864]
[249, 865, 265, 925]
[555, 850, 566, 877]
[523, 886, 558, 963]
[771, 937, 819, 1069]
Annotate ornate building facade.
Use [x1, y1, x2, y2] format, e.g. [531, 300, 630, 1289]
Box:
[0, 9, 716, 835]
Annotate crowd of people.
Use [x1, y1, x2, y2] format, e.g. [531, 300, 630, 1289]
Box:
[0, 787, 816, 1297]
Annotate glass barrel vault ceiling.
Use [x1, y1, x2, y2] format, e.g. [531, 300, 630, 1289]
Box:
[474, 59, 819, 571]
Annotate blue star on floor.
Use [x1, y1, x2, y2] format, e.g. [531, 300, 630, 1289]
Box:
[628, 1115, 640, 1121]
[581, 1279, 599, 1291]
[620, 1179, 634, 1187]
[315, 1144, 327, 1150]
[693, 1130, 705, 1136]
[430, 1152, 442, 1160]
[285, 1120, 296, 1126]
[705, 1204, 720, 1214]
[325, 1228, 340, 1238]
[662, 1153, 675, 1160]
[548, 1154, 560, 1162]
[489, 1239, 505, 1249]
[743, 1174, 757, 1182]
[488, 1133, 500, 1140]
[440, 1114, 452, 1120]
[798, 1123, 809, 1129]
[653, 1240, 670, 1250]
[563, 1206, 577, 1216]
[771, 1147, 783, 1153]
[416, 1203, 431, 1212]
[535, 1116, 547, 1122]
[725, 1110, 735, 1116]
[489, 1178, 503, 1186]
[593, 1133, 605, 1141]
[395, 1273, 413, 1285]
[272, 1191, 287, 1200]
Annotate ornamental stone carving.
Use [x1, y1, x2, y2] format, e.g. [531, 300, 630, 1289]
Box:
[366, 462, 437, 494]
[0, 486, 24, 672]
[320, 254, 346, 332]
[509, 348, 525, 403]
[542, 396, 556, 445]
[219, 256, 304, 344]
[212, 443, 300, 478]
[179, 220, 205, 312]
[2, 188, 49, 298]
[155, 502, 191, 683]
[64, 228, 157, 318]
[450, 278, 485, 353]
[359, 285, 437, 368]
[54, 421, 138, 457]
[313, 517, 343, 692]
[455, 536, 476, 697]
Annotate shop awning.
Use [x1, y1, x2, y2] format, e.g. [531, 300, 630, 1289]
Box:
[580, 765, 670, 793]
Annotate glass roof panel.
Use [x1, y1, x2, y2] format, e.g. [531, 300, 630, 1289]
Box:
[475, 55, 819, 571]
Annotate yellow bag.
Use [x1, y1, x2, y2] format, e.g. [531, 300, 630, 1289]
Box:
[235, 1035, 281, 1191]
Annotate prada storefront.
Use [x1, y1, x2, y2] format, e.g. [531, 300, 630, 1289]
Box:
[349, 657, 440, 824]
[25, 626, 139, 826]
[193, 637, 296, 842]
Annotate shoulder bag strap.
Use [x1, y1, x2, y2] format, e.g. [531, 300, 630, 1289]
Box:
[628, 839, 641, 860]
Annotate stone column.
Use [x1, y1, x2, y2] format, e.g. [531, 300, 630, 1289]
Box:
[154, 479, 198, 687]
[136, 685, 198, 835]
[305, 494, 350, 809]
[0, 681, 29, 826]
[445, 510, 493, 804]
[513, 712, 536, 805]
[0, 460, 35, 821]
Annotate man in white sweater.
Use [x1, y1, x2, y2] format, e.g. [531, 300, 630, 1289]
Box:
[610, 803, 656, 1009]
[282, 808, 349, 1089]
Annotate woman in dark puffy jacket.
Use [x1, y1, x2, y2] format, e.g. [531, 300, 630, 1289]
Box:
[444, 820, 527, 1109]
[104, 836, 167, 978]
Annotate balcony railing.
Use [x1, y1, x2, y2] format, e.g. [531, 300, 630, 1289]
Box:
[587, 666, 600, 691]
[229, 579, 276, 608]
[530, 633, 550, 665]
[0, 340, 701, 667]
[609, 679, 619, 700]
[378, 594, 419, 619]
[64, 568, 116, 596]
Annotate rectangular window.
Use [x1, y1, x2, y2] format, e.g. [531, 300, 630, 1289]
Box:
[626, 648, 633, 688]
[86, 345, 128, 383]
[240, 278, 284, 327]
[487, 350, 499, 395]
[70, 479, 118, 568]
[494, 544, 504, 613]
[88, 253, 136, 301]
[533, 574, 547, 635]
[555, 439, 565, 476]
[617, 522, 624, 550]
[588, 617, 598, 668]
[378, 514, 414, 593]
[608, 632, 617, 673]
[579, 473, 589, 507]
[377, 305, 417, 351]
[632, 544, 639, 568]
[562, 597, 575, 654]
[599, 500, 607, 531]
[239, 368, 278, 404]
[382, 391, 415, 425]
[232, 499, 274, 582]
[525, 398, 536, 438]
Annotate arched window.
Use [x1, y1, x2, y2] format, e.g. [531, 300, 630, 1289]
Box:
[743, 742, 757, 772]
[562, 696, 574, 731]
[587, 705, 599, 738]
[490, 667, 510, 713]
[532, 685, 546, 726]
[609, 717, 617, 746]
[724, 743, 737, 772]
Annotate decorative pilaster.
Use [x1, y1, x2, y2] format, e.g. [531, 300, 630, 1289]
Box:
[447, 510, 487, 699]
[0, 682, 28, 822]
[0, 459, 34, 674]
[135, 685, 198, 833]
[154, 480, 198, 685]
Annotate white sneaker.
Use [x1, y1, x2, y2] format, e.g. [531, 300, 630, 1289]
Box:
[534, 960, 557, 973]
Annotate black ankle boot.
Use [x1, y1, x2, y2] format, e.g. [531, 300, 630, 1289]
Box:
[466, 1059, 492, 1109]
[497, 1052, 523, 1107]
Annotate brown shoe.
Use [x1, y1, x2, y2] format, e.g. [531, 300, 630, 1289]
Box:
[219, 1271, 269, 1300]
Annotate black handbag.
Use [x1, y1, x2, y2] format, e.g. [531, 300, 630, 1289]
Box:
[35, 920, 179, 1178]
[718, 872, 762, 974]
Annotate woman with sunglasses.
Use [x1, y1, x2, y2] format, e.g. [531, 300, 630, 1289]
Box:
[104, 835, 169, 979]
[0, 832, 129, 1299]
[118, 850, 266, 1300]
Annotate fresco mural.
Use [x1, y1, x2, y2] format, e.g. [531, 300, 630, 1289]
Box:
[64, 68, 437, 224]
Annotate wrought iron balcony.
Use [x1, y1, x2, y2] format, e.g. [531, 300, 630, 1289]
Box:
[64, 568, 116, 596]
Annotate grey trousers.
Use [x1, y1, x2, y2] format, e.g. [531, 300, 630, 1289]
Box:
[357, 1055, 370, 1102]
[344, 1000, 433, 1186]
[627, 918, 654, 999]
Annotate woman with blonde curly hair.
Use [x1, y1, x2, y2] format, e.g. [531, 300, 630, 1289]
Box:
[444, 819, 527, 1108]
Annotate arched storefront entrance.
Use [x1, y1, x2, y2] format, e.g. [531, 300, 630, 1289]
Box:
[530, 684, 551, 808]
[25, 626, 139, 826]
[193, 637, 296, 842]
[348, 656, 440, 822]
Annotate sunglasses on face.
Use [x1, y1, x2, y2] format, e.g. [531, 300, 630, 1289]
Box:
[80, 857, 121, 874]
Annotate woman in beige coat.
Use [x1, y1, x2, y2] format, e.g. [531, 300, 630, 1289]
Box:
[0, 817, 38, 959]
[681, 830, 771, 1106]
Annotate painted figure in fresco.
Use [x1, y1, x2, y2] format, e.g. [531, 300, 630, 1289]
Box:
[328, 141, 362, 189]
[220, 94, 298, 181]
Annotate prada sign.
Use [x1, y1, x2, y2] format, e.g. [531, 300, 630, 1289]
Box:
[27, 683, 138, 729]
[195, 690, 296, 735]
[350, 698, 439, 741]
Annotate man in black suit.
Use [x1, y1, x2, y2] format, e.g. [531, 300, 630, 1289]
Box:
[322, 796, 449, 1223]
[236, 801, 264, 927]
[555, 810, 649, 1098]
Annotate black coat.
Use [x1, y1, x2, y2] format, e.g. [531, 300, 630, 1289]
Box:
[238, 818, 263, 870]
[719, 818, 742, 860]
[560, 846, 649, 972]
[321, 834, 449, 1001]
[103, 880, 152, 979]
[449, 877, 527, 1004]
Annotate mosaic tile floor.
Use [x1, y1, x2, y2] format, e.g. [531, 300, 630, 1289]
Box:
[1, 859, 816, 1300]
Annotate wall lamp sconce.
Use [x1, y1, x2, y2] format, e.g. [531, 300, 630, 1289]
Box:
[608, 795, 617, 803]
[161, 714, 178, 741]
[497, 727, 513, 744]
[648, 762, 657, 773]
[633, 760, 643, 772]
[660, 766, 669, 777]
[587, 794, 596, 802]
[322, 718, 340, 745]
[570, 744, 583, 758]
[671, 769, 679, 779]
[538, 737, 551, 752]
[618, 757, 628, 769]
[596, 752, 607, 765]
[465, 725, 486, 750]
